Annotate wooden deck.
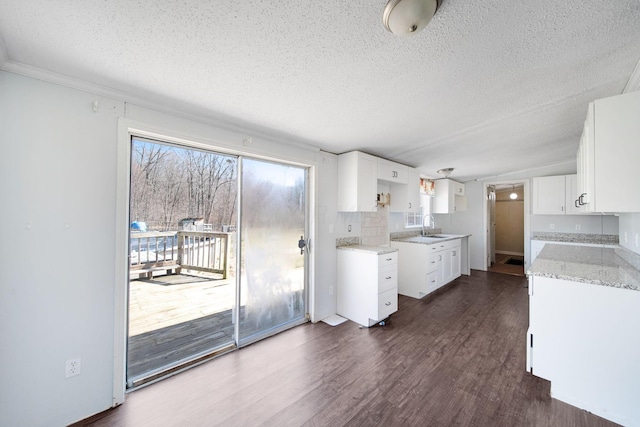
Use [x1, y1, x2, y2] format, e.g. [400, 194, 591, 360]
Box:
[127, 273, 236, 381]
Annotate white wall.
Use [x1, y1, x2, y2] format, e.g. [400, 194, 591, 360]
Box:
[0, 72, 121, 426]
[0, 70, 338, 426]
[619, 213, 640, 255]
[531, 214, 619, 234]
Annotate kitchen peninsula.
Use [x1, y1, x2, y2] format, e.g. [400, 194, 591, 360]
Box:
[526, 244, 640, 426]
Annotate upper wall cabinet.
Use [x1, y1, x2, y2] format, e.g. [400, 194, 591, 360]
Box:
[577, 90, 640, 213]
[532, 175, 566, 215]
[389, 167, 420, 213]
[433, 179, 467, 214]
[533, 174, 592, 215]
[377, 158, 408, 184]
[338, 151, 378, 212]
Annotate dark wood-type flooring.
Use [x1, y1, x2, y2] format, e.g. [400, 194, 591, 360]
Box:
[77, 271, 618, 427]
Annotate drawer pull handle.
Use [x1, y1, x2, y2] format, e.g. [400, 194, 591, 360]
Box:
[385, 302, 391, 306]
[385, 276, 392, 280]
[386, 258, 392, 261]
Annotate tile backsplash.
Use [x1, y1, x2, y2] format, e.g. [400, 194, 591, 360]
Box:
[361, 205, 389, 246]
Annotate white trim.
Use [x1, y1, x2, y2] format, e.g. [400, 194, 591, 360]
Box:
[113, 120, 131, 406]
[622, 57, 640, 93]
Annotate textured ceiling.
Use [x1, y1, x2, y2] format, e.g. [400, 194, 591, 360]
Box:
[1, 0, 639, 181]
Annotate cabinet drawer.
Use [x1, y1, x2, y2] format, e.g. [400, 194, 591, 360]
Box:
[378, 265, 397, 293]
[426, 271, 438, 293]
[378, 288, 398, 319]
[379, 251, 398, 268]
[427, 255, 439, 273]
[427, 239, 460, 253]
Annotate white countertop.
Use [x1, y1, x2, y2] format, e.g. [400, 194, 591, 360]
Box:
[336, 245, 398, 255]
[528, 244, 640, 291]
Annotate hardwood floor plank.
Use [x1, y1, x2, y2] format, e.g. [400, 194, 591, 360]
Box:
[77, 271, 620, 427]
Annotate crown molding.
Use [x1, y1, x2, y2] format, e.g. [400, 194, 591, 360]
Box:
[623, 57, 640, 93]
[0, 60, 320, 154]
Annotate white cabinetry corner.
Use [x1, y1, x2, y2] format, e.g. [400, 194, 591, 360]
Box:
[337, 151, 378, 212]
[433, 179, 467, 214]
[337, 249, 398, 327]
[389, 167, 421, 213]
[577, 90, 640, 213]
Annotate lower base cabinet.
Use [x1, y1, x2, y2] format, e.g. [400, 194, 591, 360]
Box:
[391, 239, 462, 299]
[337, 248, 398, 327]
[527, 275, 640, 426]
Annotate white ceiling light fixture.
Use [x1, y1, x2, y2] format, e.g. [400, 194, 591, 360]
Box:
[510, 185, 518, 200]
[383, 0, 440, 37]
[436, 167, 454, 177]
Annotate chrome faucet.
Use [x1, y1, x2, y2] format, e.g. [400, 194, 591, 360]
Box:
[422, 214, 435, 236]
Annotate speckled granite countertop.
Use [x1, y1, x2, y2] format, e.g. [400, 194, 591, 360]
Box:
[528, 244, 640, 291]
[390, 233, 471, 245]
[531, 232, 618, 245]
[337, 245, 398, 255]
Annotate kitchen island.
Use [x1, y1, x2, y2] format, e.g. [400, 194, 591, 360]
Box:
[526, 244, 640, 427]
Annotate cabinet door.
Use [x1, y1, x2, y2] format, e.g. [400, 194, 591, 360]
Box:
[441, 249, 453, 285]
[378, 159, 407, 184]
[592, 91, 640, 212]
[433, 179, 453, 213]
[389, 168, 420, 213]
[337, 151, 377, 212]
[565, 174, 589, 214]
[532, 176, 566, 215]
[450, 245, 462, 279]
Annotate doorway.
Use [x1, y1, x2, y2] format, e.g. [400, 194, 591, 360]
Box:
[484, 181, 528, 276]
[126, 137, 308, 388]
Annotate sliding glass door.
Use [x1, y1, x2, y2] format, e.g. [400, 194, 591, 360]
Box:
[126, 138, 308, 387]
[238, 158, 307, 344]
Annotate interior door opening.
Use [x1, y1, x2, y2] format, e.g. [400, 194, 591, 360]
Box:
[485, 181, 526, 277]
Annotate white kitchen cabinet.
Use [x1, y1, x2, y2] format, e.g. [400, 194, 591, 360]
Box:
[532, 175, 565, 214]
[377, 158, 408, 184]
[527, 275, 640, 425]
[577, 90, 640, 213]
[564, 174, 590, 214]
[337, 248, 398, 327]
[533, 174, 593, 215]
[337, 151, 378, 212]
[433, 179, 467, 213]
[390, 238, 461, 298]
[389, 167, 421, 213]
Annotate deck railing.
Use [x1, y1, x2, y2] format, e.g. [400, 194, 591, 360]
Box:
[130, 231, 229, 279]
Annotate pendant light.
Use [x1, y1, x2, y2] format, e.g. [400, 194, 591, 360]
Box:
[383, 0, 440, 37]
[510, 185, 518, 200]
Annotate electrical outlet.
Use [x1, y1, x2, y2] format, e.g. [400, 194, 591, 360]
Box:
[635, 233, 639, 248]
[624, 232, 628, 243]
[348, 224, 352, 232]
[549, 224, 555, 230]
[65, 358, 81, 378]
[329, 224, 334, 234]
[329, 285, 334, 295]
[575, 224, 581, 231]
